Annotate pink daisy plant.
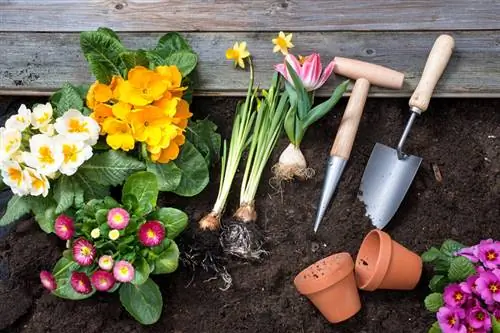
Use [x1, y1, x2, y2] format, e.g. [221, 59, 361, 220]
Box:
[107, 208, 130, 230]
[138, 220, 165, 247]
[70, 271, 92, 294]
[40, 270, 57, 292]
[72, 238, 96, 266]
[113, 260, 135, 283]
[54, 214, 75, 240]
[98, 255, 114, 271]
[91, 270, 116, 291]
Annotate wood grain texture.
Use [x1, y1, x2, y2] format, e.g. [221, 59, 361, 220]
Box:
[0, 31, 499, 97]
[0, 1, 499, 32]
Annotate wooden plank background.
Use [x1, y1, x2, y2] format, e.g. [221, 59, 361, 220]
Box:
[0, 0, 498, 32]
[0, 31, 498, 97]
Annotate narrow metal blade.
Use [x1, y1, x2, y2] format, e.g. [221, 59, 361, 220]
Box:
[358, 143, 422, 229]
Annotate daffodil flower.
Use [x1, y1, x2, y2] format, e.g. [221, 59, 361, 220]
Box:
[24, 167, 50, 197]
[272, 31, 294, 55]
[54, 135, 93, 176]
[226, 42, 251, 69]
[0, 128, 22, 162]
[31, 103, 53, 130]
[1, 160, 29, 196]
[5, 104, 31, 131]
[23, 134, 64, 175]
[54, 109, 100, 146]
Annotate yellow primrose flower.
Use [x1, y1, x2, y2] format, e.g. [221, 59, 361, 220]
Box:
[54, 109, 100, 146]
[108, 229, 120, 240]
[226, 42, 250, 69]
[128, 106, 171, 147]
[272, 31, 294, 55]
[91, 228, 101, 239]
[1, 161, 29, 196]
[155, 65, 187, 96]
[90, 103, 113, 128]
[31, 103, 53, 130]
[171, 98, 192, 129]
[24, 167, 50, 197]
[5, 104, 31, 131]
[86, 81, 113, 110]
[55, 135, 93, 176]
[0, 128, 22, 162]
[102, 118, 135, 151]
[117, 66, 167, 107]
[111, 102, 132, 121]
[23, 134, 64, 175]
[150, 134, 185, 164]
[153, 96, 179, 118]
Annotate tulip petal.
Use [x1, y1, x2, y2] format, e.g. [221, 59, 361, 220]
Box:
[313, 60, 335, 90]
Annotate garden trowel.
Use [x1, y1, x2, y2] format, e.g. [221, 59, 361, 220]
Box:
[358, 34, 455, 229]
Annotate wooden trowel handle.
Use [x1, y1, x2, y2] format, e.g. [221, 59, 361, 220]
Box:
[330, 78, 370, 159]
[409, 34, 455, 112]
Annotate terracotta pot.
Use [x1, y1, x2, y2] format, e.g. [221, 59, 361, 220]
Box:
[294, 252, 361, 323]
[355, 229, 422, 291]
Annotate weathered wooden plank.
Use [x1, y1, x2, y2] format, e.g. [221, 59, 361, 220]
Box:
[0, 31, 499, 97]
[0, 1, 499, 32]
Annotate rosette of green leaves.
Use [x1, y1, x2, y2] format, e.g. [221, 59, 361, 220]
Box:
[0, 28, 221, 230]
[51, 171, 188, 325]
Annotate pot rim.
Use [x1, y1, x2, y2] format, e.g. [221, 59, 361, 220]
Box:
[355, 229, 392, 290]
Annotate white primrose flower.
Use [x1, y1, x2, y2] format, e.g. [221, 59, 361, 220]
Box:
[5, 104, 31, 131]
[54, 109, 100, 146]
[55, 135, 93, 176]
[23, 134, 64, 175]
[31, 103, 53, 130]
[24, 167, 50, 197]
[39, 123, 55, 137]
[0, 128, 22, 162]
[1, 160, 29, 196]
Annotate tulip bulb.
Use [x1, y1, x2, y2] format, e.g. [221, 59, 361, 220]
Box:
[272, 143, 314, 181]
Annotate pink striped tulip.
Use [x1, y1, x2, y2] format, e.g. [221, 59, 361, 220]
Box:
[275, 53, 335, 91]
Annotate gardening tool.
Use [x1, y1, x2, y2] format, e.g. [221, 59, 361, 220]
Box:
[358, 34, 455, 229]
[313, 58, 405, 233]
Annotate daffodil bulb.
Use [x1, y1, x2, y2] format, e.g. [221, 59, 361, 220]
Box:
[54, 109, 100, 146]
[272, 143, 314, 181]
[54, 135, 93, 176]
[1, 160, 30, 196]
[31, 103, 53, 130]
[23, 134, 64, 176]
[5, 104, 31, 131]
[0, 128, 22, 162]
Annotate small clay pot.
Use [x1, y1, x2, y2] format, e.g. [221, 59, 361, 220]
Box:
[294, 252, 361, 323]
[355, 229, 422, 291]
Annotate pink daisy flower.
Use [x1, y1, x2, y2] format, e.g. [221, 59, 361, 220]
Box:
[54, 214, 75, 240]
[40, 270, 57, 291]
[138, 221, 165, 247]
[70, 271, 92, 294]
[107, 208, 130, 230]
[98, 255, 114, 271]
[91, 270, 116, 291]
[72, 238, 96, 266]
[113, 260, 135, 283]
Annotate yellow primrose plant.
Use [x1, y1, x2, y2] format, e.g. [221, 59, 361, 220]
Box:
[0, 28, 220, 232]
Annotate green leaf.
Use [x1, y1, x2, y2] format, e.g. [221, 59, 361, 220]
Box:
[152, 240, 179, 274]
[53, 83, 84, 117]
[283, 105, 298, 144]
[53, 176, 75, 214]
[122, 171, 159, 209]
[428, 321, 442, 333]
[0, 195, 30, 226]
[172, 141, 209, 197]
[448, 256, 476, 281]
[97, 27, 121, 41]
[164, 51, 198, 77]
[79, 150, 145, 187]
[150, 207, 187, 239]
[29, 196, 57, 233]
[440, 239, 466, 257]
[146, 161, 182, 192]
[119, 278, 162, 325]
[429, 275, 449, 293]
[120, 50, 149, 71]
[185, 119, 222, 165]
[492, 315, 500, 333]
[73, 173, 110, 200]
[131, 257, 150, 285]
[80, 30, 126, 84]
[156, 32, 192, 56]
[422, 247, 443, 262]
[424, 293, 443, 312]
[52, 257, 95, 300]
[303, 79, 349, 128]
[285, 62, 311, 119]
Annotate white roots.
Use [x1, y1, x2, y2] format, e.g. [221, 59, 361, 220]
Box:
[272, 143, 315, 182]
[198, 211, 221, 231]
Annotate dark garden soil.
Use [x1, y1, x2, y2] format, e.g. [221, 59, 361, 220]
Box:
[0, 96, 498, 333]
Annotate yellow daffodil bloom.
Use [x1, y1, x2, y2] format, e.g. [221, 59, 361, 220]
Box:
[272, 31, 294, 55]
[226, 42, 250, 69]
[86, 81, 112, 110]
[116, 66, 167, 106]
[102, 118, 135, 151]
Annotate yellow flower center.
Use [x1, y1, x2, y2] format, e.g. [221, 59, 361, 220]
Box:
[38, 146, 54, 164]
[489, 283, 499, 293]
[112, 214, 123, 223]
[487, 250, 497, 261]
[16, 115, 25, 122]
[276, 37, 288, 48]
[32, 175, 44, 190]
[7, 167, 22, 185]
[448, 317, 456, 325]
[147, 229, 155, 239]
[81, 246, 91, 256]
[62, 144, 79, 163]
[454, 292, 463, 301]
[120, 266, 129, 276]
[68, 119, 88, 133]
[476, 312, 484, 321]
[5, 139, 18, 152]
[60, 225, 68, 232]
[226, 49, 239, 60]
[36, 112, 50, 123]
[100, 278, 107, 285]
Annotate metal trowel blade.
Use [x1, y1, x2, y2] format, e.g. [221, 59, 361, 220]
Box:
[358, 142, 422, 229]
